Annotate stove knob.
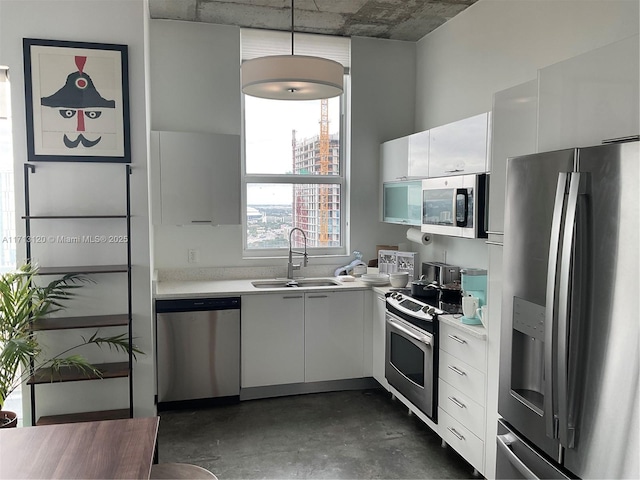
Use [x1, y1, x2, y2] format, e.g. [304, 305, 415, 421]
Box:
[396, 294, 403, 301]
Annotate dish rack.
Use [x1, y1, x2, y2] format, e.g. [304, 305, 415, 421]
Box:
[378, 250, 419, 280]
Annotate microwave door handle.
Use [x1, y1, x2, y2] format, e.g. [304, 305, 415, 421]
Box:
[455, 188, 468, 227]
[544, 172, 569, 440]
[556, 172, 585, 449]
[497, 433, 541, 480]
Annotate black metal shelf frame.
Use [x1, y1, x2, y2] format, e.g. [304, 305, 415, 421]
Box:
[23, 163, 133, 426]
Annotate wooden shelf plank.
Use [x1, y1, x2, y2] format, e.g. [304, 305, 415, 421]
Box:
[35, 409, 130, 426]
[22, 215, 127, 219]
[32, 314, 129, 331]
[27, 361, 130, 385]
[38, 265, 129, 275]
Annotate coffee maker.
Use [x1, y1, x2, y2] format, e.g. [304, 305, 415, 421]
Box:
[460, 268, 487, 324]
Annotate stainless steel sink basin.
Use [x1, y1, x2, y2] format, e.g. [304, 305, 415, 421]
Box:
[295, 278, 341, 287]
[251, 278, 341, 289]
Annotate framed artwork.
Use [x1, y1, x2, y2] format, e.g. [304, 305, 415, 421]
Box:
[23, 38, 131, 163]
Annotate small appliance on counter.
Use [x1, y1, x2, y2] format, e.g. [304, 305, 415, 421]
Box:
[413, 261, 462, 314]
[378, 250, 419, 280]
[460, 268, 487, 324]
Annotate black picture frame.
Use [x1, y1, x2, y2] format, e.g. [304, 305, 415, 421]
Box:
[23, 38, 131, 163]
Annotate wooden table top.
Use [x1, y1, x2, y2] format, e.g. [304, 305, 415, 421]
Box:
[0, 416, 159, 479]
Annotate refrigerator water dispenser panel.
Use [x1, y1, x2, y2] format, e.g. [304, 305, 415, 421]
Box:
[510, 297, 546, 415]
[513, 297, 545, 341]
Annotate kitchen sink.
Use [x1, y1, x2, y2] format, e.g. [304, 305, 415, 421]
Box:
[251, 278, 341, 289]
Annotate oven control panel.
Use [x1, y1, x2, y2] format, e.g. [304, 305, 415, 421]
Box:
[386, 291, 443, 321]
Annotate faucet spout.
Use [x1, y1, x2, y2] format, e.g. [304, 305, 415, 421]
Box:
[287, 227, 308, 279]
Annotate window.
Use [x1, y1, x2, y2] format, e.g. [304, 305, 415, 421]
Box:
[241, 30, 350, 256]
[0, 66, 20, 424]
[0, 68, 16, 271]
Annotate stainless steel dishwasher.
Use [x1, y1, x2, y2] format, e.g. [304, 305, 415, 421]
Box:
[156, 297, 240, 409]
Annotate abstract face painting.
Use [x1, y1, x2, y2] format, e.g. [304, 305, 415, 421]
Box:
[23, 39, 130, 162]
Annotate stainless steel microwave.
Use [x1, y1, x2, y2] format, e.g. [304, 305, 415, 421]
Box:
[421, 173, 488, 239]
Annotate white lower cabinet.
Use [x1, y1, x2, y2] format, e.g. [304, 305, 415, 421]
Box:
[439, 409, 485, 473]
[241, 290, 366, 388]
[305, 291, 365, 382]
[372, 292, 389, 390]
[438, 321, 487, 474]
[241, 293, 305, 388]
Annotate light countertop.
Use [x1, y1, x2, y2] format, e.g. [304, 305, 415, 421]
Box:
[154, 278, 487, 339]
[155, 277, 372, 299]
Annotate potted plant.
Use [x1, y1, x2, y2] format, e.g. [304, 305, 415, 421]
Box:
[0, 263, 141, 428]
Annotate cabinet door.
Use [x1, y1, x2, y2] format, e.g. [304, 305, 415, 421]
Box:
[157, 131, 241, 225]
[372, 292, 389, 390]
[305, 291, 365, 382]
[428, 113, 489, 177]
[408, 130, 429, 177]
[382, 180, 422, 225]
[489, 80, 538, 234]
[538, 35, 639, 152]
[380, 136, 409, 182]
[241, 293, 305, 388]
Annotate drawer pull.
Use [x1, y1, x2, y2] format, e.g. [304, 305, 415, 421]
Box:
[448, 334, 467, 344]
[307, 295, 328, 298]
[447, 427, 465, 441]
[282, 295, 303, 299]
[448, 396, 466, 409]
[448, 365, 467, 376]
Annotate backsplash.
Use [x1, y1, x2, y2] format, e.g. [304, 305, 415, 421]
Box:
[156, 264, 342, 282]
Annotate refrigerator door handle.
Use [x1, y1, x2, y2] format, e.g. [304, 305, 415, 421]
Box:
[544, 172, 568, 440]
[556, 172, 584, 449]
[497, 433, 541, 479]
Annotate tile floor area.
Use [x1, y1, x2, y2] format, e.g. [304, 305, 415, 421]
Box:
[157, 389, 477, 479]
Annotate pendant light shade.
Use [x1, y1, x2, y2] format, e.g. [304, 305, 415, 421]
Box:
[241, 54, 343, 100]
[240, 0, 344, 101]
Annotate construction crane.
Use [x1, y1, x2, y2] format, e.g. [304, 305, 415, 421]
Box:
[318, 99, 329, 245]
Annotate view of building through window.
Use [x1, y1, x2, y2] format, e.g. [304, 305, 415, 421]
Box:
[244, 95, 343, 251]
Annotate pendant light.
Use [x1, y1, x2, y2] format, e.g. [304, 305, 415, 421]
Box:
[241, 0, 344, 100]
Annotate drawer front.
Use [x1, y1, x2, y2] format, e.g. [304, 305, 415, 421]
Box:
[440, 323, 487, 369]
[439, 379, 485, 438]
[439, 351, 486, 404]
[439, 408, 484, 473]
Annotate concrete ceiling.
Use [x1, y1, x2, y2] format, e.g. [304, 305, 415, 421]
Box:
[148, 0, 479, 42]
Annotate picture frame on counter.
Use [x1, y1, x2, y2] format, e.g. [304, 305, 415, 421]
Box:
[23, 38, 131, 163]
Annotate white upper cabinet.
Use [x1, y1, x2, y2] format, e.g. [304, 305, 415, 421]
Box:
[428, 112, 490, 178]
[489, 80, 538, 234]
[152, 130, 241, 226]
[380, 136, 410, 182]
[538, 35, 639, 151]
[408, 130, 429, 177]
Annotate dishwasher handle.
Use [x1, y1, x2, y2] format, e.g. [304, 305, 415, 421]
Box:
[156, 297, 241, 313]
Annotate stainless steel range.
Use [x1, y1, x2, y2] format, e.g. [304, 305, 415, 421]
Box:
[385, 291, 442, 421]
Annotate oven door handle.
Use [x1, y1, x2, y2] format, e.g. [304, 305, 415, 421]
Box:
[386, 317, 433, 346]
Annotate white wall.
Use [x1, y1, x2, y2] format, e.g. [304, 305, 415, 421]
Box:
[150, 22, 417, 269]
[415, 0, 640, 130]
[0, 0, 154, 421]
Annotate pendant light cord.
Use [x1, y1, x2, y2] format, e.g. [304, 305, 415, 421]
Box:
[291, 0, 295, 55]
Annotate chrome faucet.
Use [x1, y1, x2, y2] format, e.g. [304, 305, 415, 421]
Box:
[287, 227, 308, 279]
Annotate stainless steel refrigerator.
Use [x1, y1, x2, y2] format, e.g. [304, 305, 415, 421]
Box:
[497, 141, 639, 479]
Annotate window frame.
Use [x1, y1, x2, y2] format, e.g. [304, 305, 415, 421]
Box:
[241, 77, 350, 259]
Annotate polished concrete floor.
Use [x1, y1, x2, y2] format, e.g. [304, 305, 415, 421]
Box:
[157, 389, 477, 479]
